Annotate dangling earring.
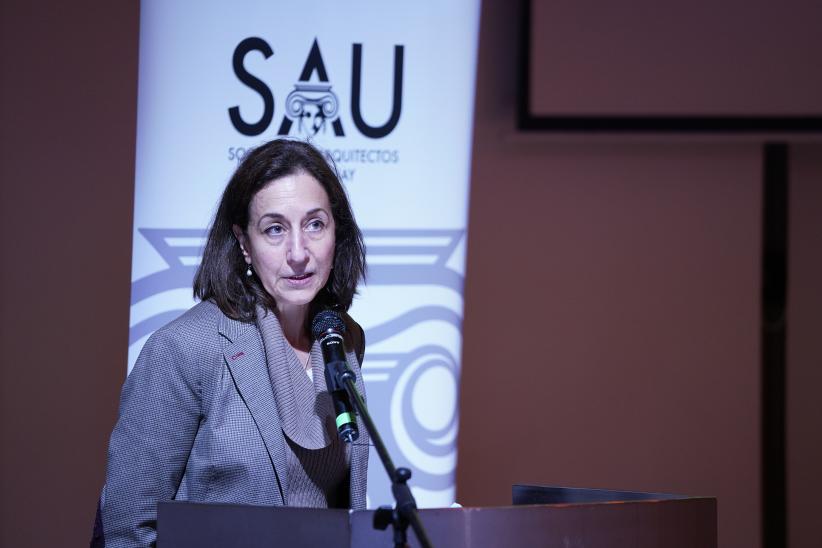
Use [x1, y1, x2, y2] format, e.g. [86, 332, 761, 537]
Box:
[246, 263, 253, 277]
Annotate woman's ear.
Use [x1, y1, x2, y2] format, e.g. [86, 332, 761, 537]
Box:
[232, 225, 250, 261]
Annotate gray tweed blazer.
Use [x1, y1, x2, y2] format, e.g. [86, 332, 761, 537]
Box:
[100, 300, 368, 547]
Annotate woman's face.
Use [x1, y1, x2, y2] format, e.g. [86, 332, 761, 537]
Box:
[233, 171, 336, 316]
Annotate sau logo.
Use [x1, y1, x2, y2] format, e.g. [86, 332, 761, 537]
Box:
[229, 38, 404, 139]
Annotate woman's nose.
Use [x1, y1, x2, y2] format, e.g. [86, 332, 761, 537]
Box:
[287, 232, 309, 264]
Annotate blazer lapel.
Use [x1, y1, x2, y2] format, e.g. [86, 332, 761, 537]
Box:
[219, 314, 289, 505]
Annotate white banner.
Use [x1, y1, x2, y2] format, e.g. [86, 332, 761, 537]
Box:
[129, 0, 480, 508]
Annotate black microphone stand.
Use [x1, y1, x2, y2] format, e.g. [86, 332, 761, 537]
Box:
[329, 361, 433, 548]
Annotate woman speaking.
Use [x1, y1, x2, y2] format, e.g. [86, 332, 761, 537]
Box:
[97, 139, 368, 546]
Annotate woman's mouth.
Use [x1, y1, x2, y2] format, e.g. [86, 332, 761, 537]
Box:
[285, 272, 314, 287]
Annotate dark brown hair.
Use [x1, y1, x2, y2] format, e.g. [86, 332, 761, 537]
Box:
[194, 139, 366, 321]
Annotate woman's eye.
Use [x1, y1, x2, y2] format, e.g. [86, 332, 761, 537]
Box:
[265, 224, 285, 236]
[306, 219, 325, 232]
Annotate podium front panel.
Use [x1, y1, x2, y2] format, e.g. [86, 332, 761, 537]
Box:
[353, 499, 716, 548]
[157, 502, 350, 548]
[159, 496, 716, 547]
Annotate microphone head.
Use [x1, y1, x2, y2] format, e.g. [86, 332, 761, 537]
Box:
[312, 309, 346, 340]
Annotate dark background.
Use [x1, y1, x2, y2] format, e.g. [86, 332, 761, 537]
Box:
[1, 1, 820, 547]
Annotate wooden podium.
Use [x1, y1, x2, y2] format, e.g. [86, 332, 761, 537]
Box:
[157, 485, 716, 547]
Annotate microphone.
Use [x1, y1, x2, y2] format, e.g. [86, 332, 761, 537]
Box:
[312, 310, 360, 443]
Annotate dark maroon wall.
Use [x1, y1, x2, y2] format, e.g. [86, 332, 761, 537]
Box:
[457, 2, 821, 548]
[0, 1, 138, 546]
[528, 0, 822, 116]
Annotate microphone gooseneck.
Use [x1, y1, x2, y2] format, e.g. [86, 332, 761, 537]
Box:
[312, 312, 432, 548]
[311, 310, 359, 443]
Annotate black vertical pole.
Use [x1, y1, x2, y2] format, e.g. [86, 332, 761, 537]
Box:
[761, 142, 788, 548]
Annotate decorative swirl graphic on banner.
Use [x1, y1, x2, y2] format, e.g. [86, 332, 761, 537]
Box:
[128, 227, 464, 501]
[358, 229, 464, 499]
[129, 228, 206, 351]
